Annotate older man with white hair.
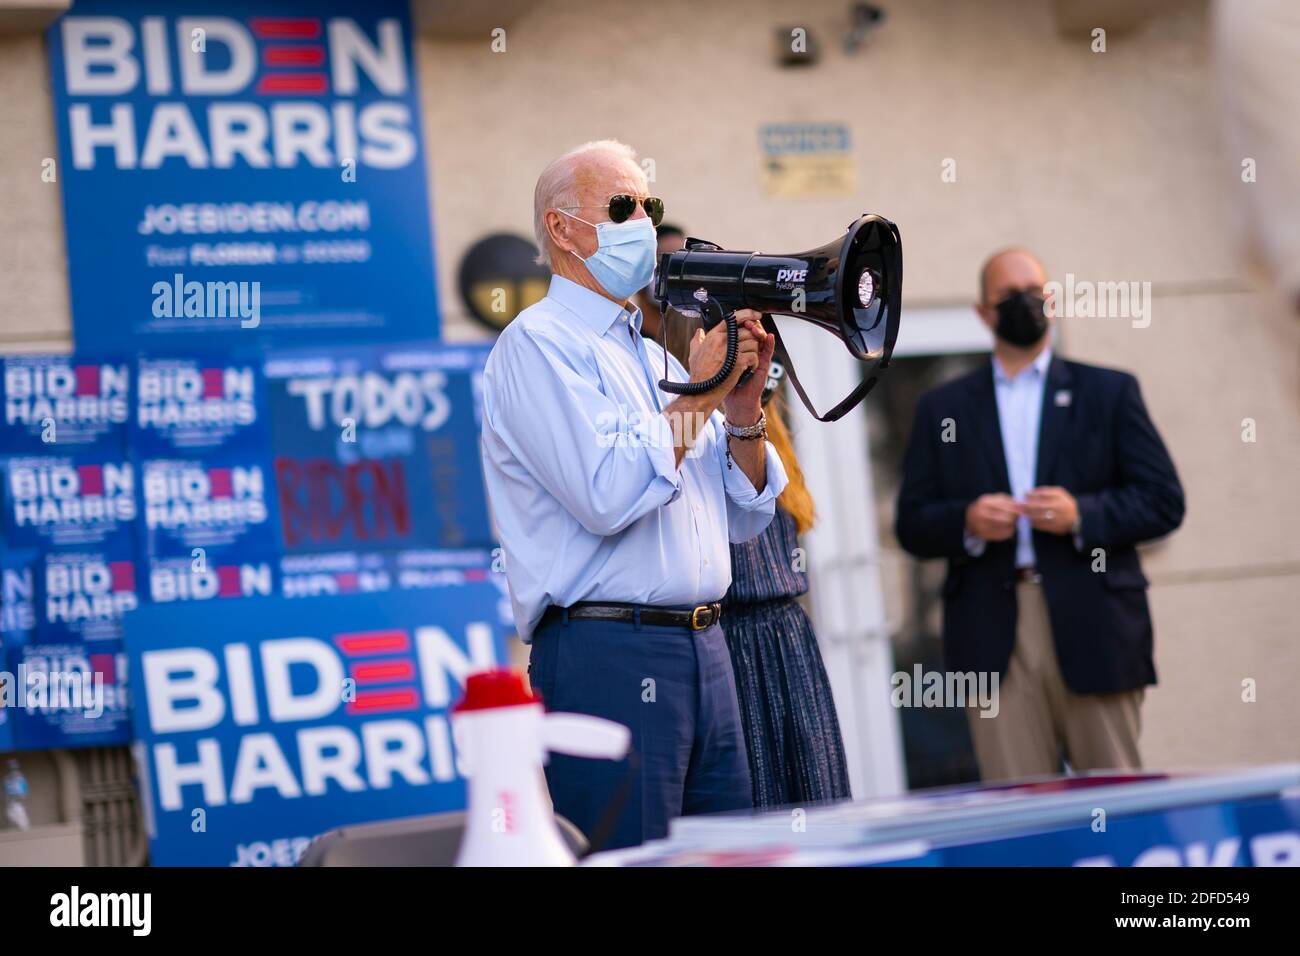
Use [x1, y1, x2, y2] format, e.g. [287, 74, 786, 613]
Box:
[480, 140, 786, 849]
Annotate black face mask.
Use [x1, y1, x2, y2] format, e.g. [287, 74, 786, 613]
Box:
[993, 289, 1049, 347]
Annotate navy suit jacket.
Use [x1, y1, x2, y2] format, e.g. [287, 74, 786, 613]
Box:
[895, 356, 1185, 694]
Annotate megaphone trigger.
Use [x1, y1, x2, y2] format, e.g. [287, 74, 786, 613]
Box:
[659, 296, 747, 396]
[700, 296, 728, 333]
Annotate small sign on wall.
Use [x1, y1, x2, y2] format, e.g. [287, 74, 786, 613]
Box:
[759, 123, 855, 198]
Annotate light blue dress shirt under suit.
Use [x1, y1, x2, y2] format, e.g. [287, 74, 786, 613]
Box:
[480, 276, 789, 642]
[964, 346, 1053, 568]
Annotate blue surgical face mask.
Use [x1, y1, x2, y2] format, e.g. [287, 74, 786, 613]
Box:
[560, 211, 657, 301]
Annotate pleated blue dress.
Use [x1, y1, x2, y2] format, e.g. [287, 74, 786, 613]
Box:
[722, 507, 852, 808]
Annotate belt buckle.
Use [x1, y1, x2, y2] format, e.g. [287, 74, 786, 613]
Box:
[690, 604, 712, 631]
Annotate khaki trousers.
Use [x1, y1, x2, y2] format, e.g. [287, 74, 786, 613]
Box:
[966, 580, 1144, 782]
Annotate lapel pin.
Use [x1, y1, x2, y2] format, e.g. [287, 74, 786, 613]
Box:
[1055, 390, 1072, 407]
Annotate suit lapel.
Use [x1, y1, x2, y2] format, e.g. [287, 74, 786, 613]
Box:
[968, 364, 1011, 492]
[1035, 356, 1075, 485]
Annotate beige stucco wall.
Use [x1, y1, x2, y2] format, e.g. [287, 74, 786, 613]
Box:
[0, 29, 71, 350]
[0, 0, 1295, 772]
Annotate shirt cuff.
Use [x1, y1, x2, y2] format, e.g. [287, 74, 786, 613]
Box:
[963, 529, 987, 557]
[636, 411, 683, 504]
[722, 437, 788, 511]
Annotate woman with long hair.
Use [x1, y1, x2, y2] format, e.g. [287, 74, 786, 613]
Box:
[638, 234, 852, 807]
[721, 385, 852, 807]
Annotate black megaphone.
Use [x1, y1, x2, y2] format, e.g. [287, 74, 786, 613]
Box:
[654, 213, 902, 422]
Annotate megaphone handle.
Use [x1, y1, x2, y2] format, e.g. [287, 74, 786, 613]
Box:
[658, 297, 744, 394]
[719, 299, 756, 387]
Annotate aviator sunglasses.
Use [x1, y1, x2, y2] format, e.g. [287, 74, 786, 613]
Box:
[558, 194, 665, 227]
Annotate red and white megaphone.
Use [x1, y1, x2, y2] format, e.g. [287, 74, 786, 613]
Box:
[452, 669, 631, 867]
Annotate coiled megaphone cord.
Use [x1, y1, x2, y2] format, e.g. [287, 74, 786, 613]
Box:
[659, 298, 740, 394]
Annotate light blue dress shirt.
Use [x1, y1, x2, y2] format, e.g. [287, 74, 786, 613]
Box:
[965, 346, 1052, 568]
[480, 276, 788, 642]
[996, 346, 1051, 568]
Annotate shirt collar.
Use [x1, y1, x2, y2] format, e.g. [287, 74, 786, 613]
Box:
[993, 345, 1053, 385]
[547, 275, 638, 337]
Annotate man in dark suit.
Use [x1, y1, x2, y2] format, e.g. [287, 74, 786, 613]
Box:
[895, 248, 1185, 780]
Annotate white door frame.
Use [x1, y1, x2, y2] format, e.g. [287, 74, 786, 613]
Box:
[783, 305, 995, 798]
[783, 322, 906, 799]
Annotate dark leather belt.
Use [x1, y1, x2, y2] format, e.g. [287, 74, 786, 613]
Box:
[540, 601, 723, 632]
[1015, 566, 1042, 583]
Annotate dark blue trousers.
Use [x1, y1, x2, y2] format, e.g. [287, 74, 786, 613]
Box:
[527, 612, 753, 851]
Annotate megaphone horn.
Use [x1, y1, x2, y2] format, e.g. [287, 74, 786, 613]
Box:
[655, 213, 902, 422]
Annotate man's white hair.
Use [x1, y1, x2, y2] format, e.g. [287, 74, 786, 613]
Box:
[533, 139, 646, 267]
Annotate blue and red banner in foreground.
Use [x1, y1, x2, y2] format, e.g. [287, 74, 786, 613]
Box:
[127, 586, 507, 866]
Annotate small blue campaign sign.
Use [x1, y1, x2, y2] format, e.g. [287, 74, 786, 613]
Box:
[1, 454, 137, 552]
[4, 639, 132, 750]
[132, 356, 270, 456]
[136, 456, 279, 561]
[126, 585, 508, 866]
[0, 548, 137, 751]
[0, 355, 130, 454]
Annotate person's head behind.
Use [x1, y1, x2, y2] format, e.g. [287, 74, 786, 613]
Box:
[632, 222, 690, 351]
[975, 247, 1055, 351]
[655, 222, 686, 260]
[533, 140, 659, 302]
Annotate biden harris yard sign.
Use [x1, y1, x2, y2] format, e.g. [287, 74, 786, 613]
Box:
[126, 586, 506, 866]
[48, 0, 439, 351]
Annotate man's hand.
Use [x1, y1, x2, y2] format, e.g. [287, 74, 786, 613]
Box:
[965, 493, 1021, 542]
[1024, 486, 1078, 535]
[722, 313, 774, 425]
[686, 309, 764, 413]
